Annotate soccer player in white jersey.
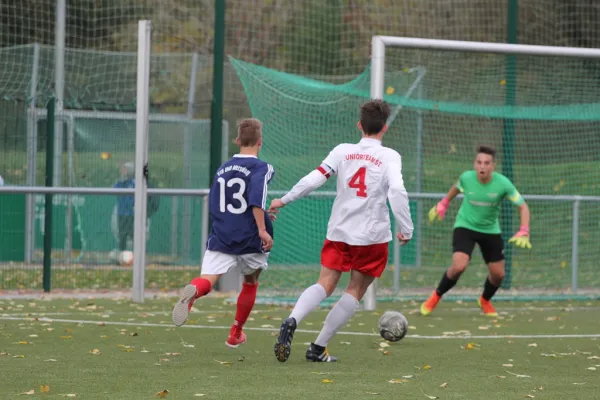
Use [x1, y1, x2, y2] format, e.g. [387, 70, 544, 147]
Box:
[172, 118, 275, 349]
[268, 100, 414, 362]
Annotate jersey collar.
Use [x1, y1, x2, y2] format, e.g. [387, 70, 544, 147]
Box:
[233, 154, 257, 158]
[359, 137, 382, 146]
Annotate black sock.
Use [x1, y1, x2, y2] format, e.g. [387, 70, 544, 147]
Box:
[482, 277, 500, 301]
[435, 272, 458, 296]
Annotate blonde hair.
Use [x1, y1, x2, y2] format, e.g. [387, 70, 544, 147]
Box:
[237, 118, 262, 146]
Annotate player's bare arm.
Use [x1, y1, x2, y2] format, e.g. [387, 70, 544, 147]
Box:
[253, 206, 273, 251]
[508, 199, 531, 249]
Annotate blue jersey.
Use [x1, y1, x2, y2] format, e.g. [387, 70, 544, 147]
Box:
[114, 178, 135, 216]
[206, 155, 275, 255]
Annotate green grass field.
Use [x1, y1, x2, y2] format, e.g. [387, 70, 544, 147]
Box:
[1, 296, 599, 399]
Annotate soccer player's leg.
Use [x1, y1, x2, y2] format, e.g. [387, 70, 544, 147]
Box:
[477, 233, 505, 317]
[421, 228, 474, 316]
[225, 253, 267, 348]
[274, 240, 346, 362]
[172, 250, 235, 327]
[307, 242, 386, 362]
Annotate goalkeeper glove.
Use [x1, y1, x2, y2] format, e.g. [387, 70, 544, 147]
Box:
[508, 226, 531, 249]
[428, 197, 450, 223]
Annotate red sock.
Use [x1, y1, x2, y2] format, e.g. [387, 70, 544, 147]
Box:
[234, 282, 258, 327]
[190, 277, 212, 299]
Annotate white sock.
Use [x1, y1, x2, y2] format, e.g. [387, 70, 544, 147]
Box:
[289, 283, 328, 324]
[314, 293, 359, 347]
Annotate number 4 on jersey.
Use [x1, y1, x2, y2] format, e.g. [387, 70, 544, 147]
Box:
[349, 167, 367, 197]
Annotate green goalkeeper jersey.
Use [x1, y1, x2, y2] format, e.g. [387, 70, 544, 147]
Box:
[454, 171, 524, 234]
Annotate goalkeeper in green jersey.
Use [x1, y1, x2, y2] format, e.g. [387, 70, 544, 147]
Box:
[421, 145, 531, 317]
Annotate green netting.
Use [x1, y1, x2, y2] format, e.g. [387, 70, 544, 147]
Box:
[230, 54, 600, 300]
[2, 0, 600, 296]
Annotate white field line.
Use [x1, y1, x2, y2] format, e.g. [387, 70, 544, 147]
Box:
[1, 305, 598, 318]
[0, 312, 74, 317]
[1, 316, 599, 340]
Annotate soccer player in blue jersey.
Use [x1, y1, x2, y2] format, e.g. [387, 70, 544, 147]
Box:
[172, 118, 275, 348]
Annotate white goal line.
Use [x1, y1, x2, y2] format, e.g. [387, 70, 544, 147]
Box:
[1, 316, 599, 340]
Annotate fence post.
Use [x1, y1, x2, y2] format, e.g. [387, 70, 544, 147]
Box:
[501, 0, 518, 290]
[43, 98, 56, 293]
[571, 198, 580, 292]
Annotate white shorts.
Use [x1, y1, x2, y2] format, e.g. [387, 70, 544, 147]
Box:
[201, 250, 269, 276]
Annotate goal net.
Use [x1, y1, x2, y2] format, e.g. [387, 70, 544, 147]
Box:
[231, 37, 600, 303]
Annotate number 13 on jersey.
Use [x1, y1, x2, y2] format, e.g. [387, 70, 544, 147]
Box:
[349, 167, 367, 197]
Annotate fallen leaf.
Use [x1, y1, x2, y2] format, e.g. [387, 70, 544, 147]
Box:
[340, 341, 351, 345]
[573, 382, 586, 385]
[165, 353, 181, 356]
[423, 365, 431, 370]
[379, 342, 390, 348]
[13, 355, 25, 358]
[388, 379, 409, 384]
[40, 385, 50, 393]
[29, 335, 38, 338]
[238, 356, 245, 362]
[465, 343, 478, 350]
[440, 382, 448, 388]
[524, 395, 535, 398]
[321, 379, 334, 384]
[16, 341, 30, 345]
[507, 371, 531, 378]
[586, 367, 596, 371]
[44, 359, 57, 362]
[100, 335, 108, 339]
[194, 395, 206, 397]
[155, 389, 169, 397]
[503, 364, 514, 367]
[89, 349, 101, 355]
[60, 336, 72, 339]
[402, 375, 414, 379]
[130, 332, 138, 337]
[214, 359, 232, 365]
[496, 376, 506, 379]
[20, 389, 35, 395]
[366, 393, 380, 396]
[421, 390, 439, 400]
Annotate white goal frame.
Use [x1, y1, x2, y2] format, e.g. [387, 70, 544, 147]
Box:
[364, 35, 600, 311]
[132, 20, 152, 303]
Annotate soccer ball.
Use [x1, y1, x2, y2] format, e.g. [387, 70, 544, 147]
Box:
[118, 251, 134, 266]
[378, 310, 408, 342]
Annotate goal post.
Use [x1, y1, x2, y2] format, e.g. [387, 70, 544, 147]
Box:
[132, 20, 152, 303]
[364, 35, 600, 310]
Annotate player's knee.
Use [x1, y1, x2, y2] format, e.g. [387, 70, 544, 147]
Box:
[490, 268, 505, 282]
[449, 263, 468, 276]
[317, 280, 336, 297]
[243, 270, 261, 285]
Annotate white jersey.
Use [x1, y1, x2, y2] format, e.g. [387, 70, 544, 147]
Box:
[281, 138, 414, 246]
[318, 138, 414, 245]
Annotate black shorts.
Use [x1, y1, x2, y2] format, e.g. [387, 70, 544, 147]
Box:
[452, 227, 504, 264]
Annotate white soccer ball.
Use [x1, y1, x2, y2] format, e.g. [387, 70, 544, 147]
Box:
[118, 250, 134, 266]
[378, 310, 408, 342]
